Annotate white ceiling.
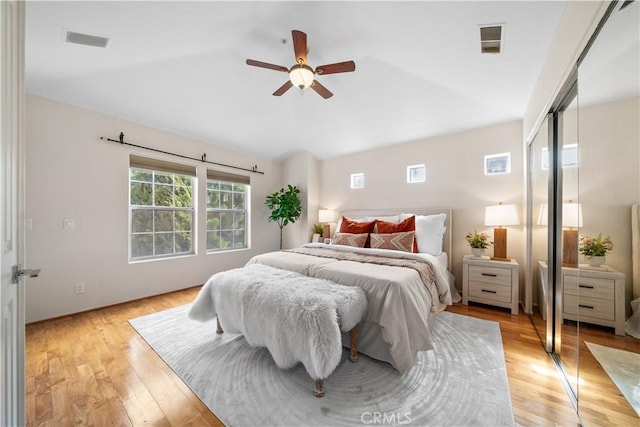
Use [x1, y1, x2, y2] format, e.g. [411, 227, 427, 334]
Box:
[25, 1, 566, 160]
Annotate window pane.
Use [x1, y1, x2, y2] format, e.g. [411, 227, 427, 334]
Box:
[220, 230, 233, 248]
[175, 185, 192, 208]
[130, 169, 152, 182]
[154, 233, 174, 255]
[132, 234, 153, 258]
[154, 173, 173, 184]
[175, 211, 192, 231]
[234, 230, 246, 248]
[207, 212, 221, 231]
[220, 182, 233, 192]
[233, 192, 245, 210]
[154, 210, 174, 232]
[234, 212, 246, 230]
[207, 181, 219, 190]
[220, 191, 232, 209]
[220, 211, 234, 229]
[174, 175, 191, 186]
[207, 190, 220, 209]
[207, 231, 222, 250]
[175, 232, 192, 253]
[131, 182, 152, 205]
[233, 184, 245, 193]
[155, 184, 173, 206]
[132, 209, 152, 232]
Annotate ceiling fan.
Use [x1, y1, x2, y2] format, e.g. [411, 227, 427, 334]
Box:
[246, 30, 356, 99]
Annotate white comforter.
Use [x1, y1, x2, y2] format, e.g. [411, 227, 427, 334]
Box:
[246, 243, 456, 373]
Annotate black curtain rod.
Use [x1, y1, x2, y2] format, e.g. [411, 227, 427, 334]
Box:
[100, 132, 265, 175]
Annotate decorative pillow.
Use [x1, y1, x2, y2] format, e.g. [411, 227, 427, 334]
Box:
[331, 232, 369, 248]
[376, 215, 418, 253]
[402, 213, 446, 256]
[369, 232, 415, 253]
[339, 216, 376, 234]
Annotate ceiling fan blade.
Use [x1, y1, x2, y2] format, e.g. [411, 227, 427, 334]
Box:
[246, 59, 289, 73]
[272, 80, 293, 96]
[292, 30, 307, 64]
[315, 60, 356, 75]
[310, 80, 333, 99]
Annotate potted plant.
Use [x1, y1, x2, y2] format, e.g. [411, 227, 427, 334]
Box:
[265, 185, 302, 249]
[579, 233, 613, 267]
[311, 224, 324, 243]
[465, 230, 492, 257]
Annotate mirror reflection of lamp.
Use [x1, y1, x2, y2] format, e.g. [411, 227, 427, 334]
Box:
[484, 202, 520, 261]
[537, 201, 583, 267]
[318, 209, 337, 239]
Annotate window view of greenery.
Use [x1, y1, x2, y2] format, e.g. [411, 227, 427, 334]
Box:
[207, 180, 249, 251]
[130, 168, 194, 259]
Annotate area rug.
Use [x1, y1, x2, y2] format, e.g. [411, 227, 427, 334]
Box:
[586, 342, 640, 416]
[130, 305, 514, 426]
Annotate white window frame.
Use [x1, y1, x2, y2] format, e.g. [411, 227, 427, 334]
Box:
[129, 166, 195, 261]
[350, 172, 365, 189]
[484, 152, 511, 175]
[206, 174, 250, 252]
[406, 164, 426, 183]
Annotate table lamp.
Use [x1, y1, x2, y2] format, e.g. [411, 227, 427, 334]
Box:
[537, 201, 583, 267]
[318, 209, 337, 239]
[485, 202, 520, 261]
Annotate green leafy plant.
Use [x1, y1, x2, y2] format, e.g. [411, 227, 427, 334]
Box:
[312, 224, 324, 235]
[465, 230, 492, 249]
[265, 185, 302, 249]
[579, 233, 613, 257]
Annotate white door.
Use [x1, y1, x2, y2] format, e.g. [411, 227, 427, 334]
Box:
[1, 1, 26, 426]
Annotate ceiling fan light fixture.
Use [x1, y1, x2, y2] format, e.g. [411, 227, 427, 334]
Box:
[289, 64, 314, 89]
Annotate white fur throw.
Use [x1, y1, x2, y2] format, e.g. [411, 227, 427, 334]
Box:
[189, 263, 367, 380]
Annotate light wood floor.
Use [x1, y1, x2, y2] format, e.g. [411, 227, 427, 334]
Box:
[25, 288, 637, 426]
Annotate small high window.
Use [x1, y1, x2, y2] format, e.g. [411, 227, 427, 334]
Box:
[407, 164, 426, 183]
[350, 173, 365, 189]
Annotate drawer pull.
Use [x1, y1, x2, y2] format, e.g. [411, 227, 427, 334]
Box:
[481, 273, 498, 277]
[481, 289, 497, 294]
[578, 285, 594, 289]
[578, 304, 594, 309]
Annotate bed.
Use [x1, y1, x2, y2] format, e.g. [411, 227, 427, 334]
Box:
[247, 208, 460, 374]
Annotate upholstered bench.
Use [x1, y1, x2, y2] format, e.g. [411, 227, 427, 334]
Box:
[188, 263, 368, 397]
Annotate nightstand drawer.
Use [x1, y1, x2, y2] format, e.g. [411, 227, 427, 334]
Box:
[468, 265, 512, 286]
[468, 281, 512, 303]
[564, 294, 614, 321]
[563, 275, 614, 300]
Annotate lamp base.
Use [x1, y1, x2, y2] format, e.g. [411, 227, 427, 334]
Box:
[492, 227, 508, 260]
[562, 229, 579, 268]
[322, 224, 331, 240]
[491, 256, 512, 262]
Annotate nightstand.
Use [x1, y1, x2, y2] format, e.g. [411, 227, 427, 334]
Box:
[538, 261, 625, 335]
[462, 255, 519, 315]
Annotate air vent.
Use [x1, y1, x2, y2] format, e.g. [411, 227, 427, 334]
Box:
[65, 31, 109, 48]
[480, 25, 503, 54]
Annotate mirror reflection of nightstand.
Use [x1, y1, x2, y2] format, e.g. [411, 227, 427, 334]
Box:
[538, 261, 625, 335]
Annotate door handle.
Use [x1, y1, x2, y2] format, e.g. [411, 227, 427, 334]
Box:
[11, 264, 41, 284]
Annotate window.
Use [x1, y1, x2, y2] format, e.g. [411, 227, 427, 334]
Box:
[207, 170, 250, 251]
[350, 173, 365, 189]
[407, 164, 426, 183]
[541, 144, 578, 170]
[129, 155, 195, 260]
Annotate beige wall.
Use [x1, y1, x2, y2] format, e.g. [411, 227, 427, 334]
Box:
[25, 95, 282, 322]
[319, 121, 524, 292]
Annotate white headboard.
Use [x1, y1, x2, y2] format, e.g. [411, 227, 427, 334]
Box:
[338, 208, 453, 270]
[632, 204, 639, 300]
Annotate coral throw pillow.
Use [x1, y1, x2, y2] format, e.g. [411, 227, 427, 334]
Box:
[369, 232, 415, 253]
[376, 215, 418, 252]
[339, 216, 376, 234]
[331, 232, 369, 248]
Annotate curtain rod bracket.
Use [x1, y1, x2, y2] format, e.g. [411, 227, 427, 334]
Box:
[119, 132, 124, 144]
[201, 153, 207, 163]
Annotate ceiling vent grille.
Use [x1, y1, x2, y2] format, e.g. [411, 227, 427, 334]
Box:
[480, 25, 503, 54]
[65, 31, 109, 48]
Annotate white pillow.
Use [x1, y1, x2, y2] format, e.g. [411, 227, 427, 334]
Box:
[402, 213, 447, 256]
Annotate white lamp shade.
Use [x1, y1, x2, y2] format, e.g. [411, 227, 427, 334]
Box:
[484, 203, 520, 227]
[537, 202, 583, 228]
[318, 209, 337, 223]
[289, 64, 314, 88]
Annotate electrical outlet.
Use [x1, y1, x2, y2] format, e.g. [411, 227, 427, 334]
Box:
[74, 282, 85, 294]
[63, 218, 75, 231]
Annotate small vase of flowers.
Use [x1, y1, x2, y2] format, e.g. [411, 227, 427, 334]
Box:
[466, 231, 492, 257]
[579, 233, 613, 267]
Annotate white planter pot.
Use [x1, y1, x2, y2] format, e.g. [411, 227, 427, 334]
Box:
[585, 255, 605, 267]
[471, 248, 485, 257]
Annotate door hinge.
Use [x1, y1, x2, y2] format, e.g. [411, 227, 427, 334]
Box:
[11, 264, 41, 284]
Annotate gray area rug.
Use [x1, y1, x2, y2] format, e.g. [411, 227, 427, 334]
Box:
[586, 342, 640, 416]
[130, 305, 514, 426]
